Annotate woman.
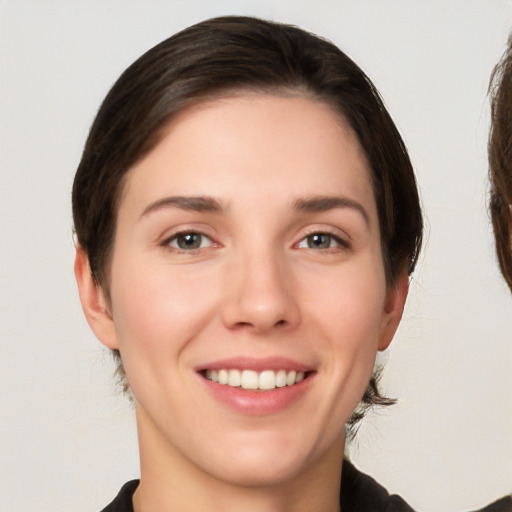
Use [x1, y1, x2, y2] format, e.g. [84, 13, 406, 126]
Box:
[73, 16, 423, 511]
[489, 37, 512, 292]
[481, 36, 512, 512]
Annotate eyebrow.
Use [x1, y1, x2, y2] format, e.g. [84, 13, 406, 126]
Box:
[293, 196, 370, 226]
[140, 196, 224, 218]
[139, 194, 370, 226]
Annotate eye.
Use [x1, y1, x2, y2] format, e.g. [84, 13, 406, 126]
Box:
[165, 232, 213, 251]
[297, 232, 345, 250]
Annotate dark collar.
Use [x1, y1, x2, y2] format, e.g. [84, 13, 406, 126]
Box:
[341, 459, 414, 511]
[100, 460, 414, 512]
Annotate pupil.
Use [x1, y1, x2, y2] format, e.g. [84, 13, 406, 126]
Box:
[178, 233, 201, 249]
[308, 234, 330, 249]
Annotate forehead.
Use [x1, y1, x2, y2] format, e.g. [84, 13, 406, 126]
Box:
[120, 94, 376, 220]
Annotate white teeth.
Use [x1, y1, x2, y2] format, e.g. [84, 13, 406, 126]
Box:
[275, 369, 287, 388]
[241, 370, 259, 390]
[227, 369, 241, 387]
[286, 370, 296, 386]
[218, 369, 229, 385]
[205, 368, 308, 390]
[259, 370, 276, 390]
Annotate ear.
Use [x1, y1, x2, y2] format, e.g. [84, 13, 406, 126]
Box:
[74, 245, 119, 350]
[377, 270, 409, 351]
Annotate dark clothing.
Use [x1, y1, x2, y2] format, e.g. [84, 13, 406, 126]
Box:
[471, 496, 512, 512]
[100, 480, 138, 512]
[100, 460, 413, 512]
[99, 460, 512, 512]
[339, 460, 413, 511]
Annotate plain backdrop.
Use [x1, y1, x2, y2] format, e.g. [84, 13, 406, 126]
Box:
[1, 1, 511, 511]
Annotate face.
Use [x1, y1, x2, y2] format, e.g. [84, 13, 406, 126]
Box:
[77, 94, 406, 489]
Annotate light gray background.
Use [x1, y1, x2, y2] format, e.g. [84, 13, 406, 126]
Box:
[1, 1, 511, 511]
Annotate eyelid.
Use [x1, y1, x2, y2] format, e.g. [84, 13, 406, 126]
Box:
[160, 228, 220, 253]
[294, 225, 351, 249]
[296, 233, 348, 250]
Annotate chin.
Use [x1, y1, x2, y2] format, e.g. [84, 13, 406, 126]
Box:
[195, 428, 333, 488]
[206, 453, 306, 488]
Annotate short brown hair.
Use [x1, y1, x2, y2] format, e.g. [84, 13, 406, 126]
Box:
[73, 16, 422, 289]
[489, 40, 512, 292]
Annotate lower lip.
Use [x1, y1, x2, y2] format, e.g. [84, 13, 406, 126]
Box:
[200, 374, 314, 416]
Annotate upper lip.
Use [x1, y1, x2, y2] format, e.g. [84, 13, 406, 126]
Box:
[195, 356, 313, 373]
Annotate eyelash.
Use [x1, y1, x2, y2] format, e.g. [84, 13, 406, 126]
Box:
[161, 230, 216, 253]
[161, 229, 349, 254]
[296, 231, 350, 251]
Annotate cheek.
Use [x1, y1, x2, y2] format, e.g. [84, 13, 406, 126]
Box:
[108, 256, 220, 374]
[307, 259, 387, 383]
[309, 260, 387, 339]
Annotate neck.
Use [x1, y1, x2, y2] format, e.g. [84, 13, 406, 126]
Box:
[132, 405, 344, 512]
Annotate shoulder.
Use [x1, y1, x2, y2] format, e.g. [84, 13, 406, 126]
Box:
[96, 471, 511, 512]
[471, 496, 512, 512]
[341, 459, 415, 512]
[99, 480, 139, 512]
[100, 467, 410, 512]
[341, 460, 512, 512]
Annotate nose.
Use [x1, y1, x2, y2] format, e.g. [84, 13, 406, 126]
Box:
[221, 250, 301, 334]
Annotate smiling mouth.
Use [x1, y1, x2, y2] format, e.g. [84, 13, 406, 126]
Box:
[202, 369, 310, 391]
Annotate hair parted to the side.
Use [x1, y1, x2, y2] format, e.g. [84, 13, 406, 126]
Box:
[72, 16, 423, 431]
[489, 38, 512, 292]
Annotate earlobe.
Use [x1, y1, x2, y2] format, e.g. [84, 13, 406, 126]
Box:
[377, 271, 409, 351]
[74, 246, 119, 350]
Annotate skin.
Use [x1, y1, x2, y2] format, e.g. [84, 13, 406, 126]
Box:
[75, 94, 408, 512]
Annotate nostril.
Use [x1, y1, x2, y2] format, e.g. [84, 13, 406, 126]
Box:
[231, 318, 287, 331]
[232, 321, 253, 330]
